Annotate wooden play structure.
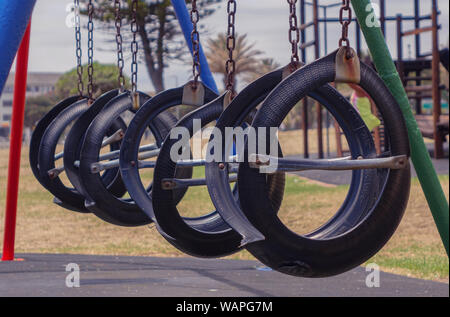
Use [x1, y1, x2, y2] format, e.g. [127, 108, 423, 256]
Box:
[396, 0, 448, 158]
[299, 0, 448, 159]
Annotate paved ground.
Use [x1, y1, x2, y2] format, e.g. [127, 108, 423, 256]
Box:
[0, 254, 448, 297]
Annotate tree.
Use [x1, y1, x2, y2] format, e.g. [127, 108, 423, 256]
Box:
[25, 63, 128, 128]
[205, 33, 264, 91]
[24, 94, 60, 128]
[242, 58, 280, 85]
[80, 0, 223, 93]
[55, 62, 130, 98]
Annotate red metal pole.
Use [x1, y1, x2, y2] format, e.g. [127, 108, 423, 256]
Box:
[1, 21, 32, 261]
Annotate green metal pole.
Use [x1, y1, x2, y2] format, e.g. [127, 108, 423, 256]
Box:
[351, 0, 449, 256]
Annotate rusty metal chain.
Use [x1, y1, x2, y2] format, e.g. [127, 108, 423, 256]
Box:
[225, 0, 237, 96]
[287, 0, 300, 70]
[190, 0, 201, 89]
[74, 0, 84, 98]
[114, 0, 125, 91]
[338, 0, 352, 47]
[131, 0, 139, 94]
[87, 0, 94, 103]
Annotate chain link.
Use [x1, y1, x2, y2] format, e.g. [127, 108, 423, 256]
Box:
[190, 0, 201, 89]
[74, 0, 84, 98]
[287, 0, 300, 70]
[225, 0, 236, 96]
[131, 0, 139, 93]
[338, 0, 352, 47]
[114, 0, 125, 91]
[87, 0, 94, 103]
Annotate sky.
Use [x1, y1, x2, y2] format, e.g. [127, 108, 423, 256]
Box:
[24, 0, 449, 92]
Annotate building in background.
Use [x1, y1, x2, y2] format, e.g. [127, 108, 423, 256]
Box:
[0, 72, 61, 144]
[0, 72, 61, 123]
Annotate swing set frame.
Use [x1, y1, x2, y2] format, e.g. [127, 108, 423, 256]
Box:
[0, 0, 447, 262]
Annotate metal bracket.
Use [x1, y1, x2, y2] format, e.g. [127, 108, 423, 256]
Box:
[102, 129, 125, 147]
[47, 166, 65, 179]
[132, 91, 140, 110]
[182, 81, 205, 106]
[335, 46, 361, 84]
[222, 90, 234, 109]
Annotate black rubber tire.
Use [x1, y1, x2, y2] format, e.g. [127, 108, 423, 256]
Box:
[78, 91, 178, 227]
[440, 48, 449, 71]
[37, 99, 90, 213]
[152, 94, 243, 257]
[205, 66, 382, 250]
[119, 85, 219, 225]
[121, 85, 263, 257]
[150, 73, 289, 257]
[237, 52, 411, 278]
[64, 89, 128, 200]
[30, 95, 80, 185]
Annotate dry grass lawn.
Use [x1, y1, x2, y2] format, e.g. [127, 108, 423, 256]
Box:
[278, 127, 349, 157]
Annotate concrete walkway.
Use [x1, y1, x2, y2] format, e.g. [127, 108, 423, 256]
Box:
[0, 254, 448, 297]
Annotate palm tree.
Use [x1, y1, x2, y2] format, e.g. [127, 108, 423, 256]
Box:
[205, 33, 263, 91]
[242, 58, 280, 84]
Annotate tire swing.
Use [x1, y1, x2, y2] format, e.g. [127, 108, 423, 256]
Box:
[29, 0, 88, 187]
[63, 89, 128, 205]
[29, 95, 80, 186]
[235, 2, 411, 278]
[33, 0, 97, 212]
[123, 0, 283, 257]
[75, 0, 178, 227]
[63, 1, 141, 214]
[118, 0, 220, 235]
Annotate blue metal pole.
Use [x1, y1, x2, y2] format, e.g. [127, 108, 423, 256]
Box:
[0, 0, 36, 94]
[171, 0, 219, 93]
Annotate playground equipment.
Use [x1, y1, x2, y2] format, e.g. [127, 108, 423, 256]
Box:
[31, 1, 176, 218]
[298, 0, 448, 160]
[395, 0, 448, 158]
[236, 49, 411, 277]
[118, 0, 223, 228]
[121, 0, 288, 257]
[69, 1, 181, 226]
[1, 0, 448, 278]
[30, 0, 111, 212]
[205, 1, 410, 277]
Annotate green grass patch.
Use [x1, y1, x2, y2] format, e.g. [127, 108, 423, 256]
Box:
[368, 244, 449, 280]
